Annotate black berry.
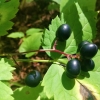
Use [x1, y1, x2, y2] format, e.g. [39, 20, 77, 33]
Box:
[25, 70, 42, 87]
[81, 59, 95, 72]
[56, 24, 71, 41]
[77, 41, 90, 52]
[66, 59, 81, 78]
[80, 43, 98, 59]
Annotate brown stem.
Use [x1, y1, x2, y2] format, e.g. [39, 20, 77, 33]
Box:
[0, 49, 71, 59]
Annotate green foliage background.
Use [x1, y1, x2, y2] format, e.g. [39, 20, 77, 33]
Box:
[0, 0, 100, 100]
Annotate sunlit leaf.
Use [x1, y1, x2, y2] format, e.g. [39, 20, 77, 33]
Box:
[93, 50, 100, 71]
[26, 28, 43, 36]
[42, 14, 75, 59]
[0, 81, 14, 100]
[7, 32, 24, 38]
[0, 58, 15, 80]
[43, 0, 97, 59]
[42, 64, 83, 100]
[0, 0, 19, 36]
[19, 32, 43, 55]
[13, 84, 43, 100]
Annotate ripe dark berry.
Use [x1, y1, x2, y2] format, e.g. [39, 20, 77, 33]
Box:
[80, 43, 98, 59]
[56, 24, 71, 41]
[25, 70, 42, 87]
[66, 59, 81, 78]
[77, 40, 90, 52]
[81, 59, 95, 72]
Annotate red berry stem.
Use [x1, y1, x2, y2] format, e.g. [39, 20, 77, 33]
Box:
[21, 48, 71, 58]
[0, 48, 71, 59]
[31, 49, 72, 59]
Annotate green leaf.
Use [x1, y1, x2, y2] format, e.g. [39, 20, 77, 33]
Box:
[42, 64, 83, 100]
[76, 50, 100, 99]
[60, 0, 96, 11]
[26, 28, 43, 36]
[3, 58, 15, 66]
[0, 0, 19, 36]
[93, 50, 100, 71]
[48, 2, 59, 11]
[13, 84, 43, 100]
[52, 0, 61, 4]
[43, 2, 96, 59]
[25, 52, 36, 58]
[60, 1, 96, 41]
[19, 32, 43, 55]
[39, 91, 54, 100]
[78, 0, 96, 11]
[0, 58, 15, 80]
[7, 32, 24, 38]
[77, 71, 100, 99]
[42, 14, 77, 59]
[42, 63, 100, 100]
[0, 57, 15, 66]
[0, 81, 14, 100]
[25, 28, 43, 57]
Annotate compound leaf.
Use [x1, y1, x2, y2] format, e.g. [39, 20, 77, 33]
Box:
[0, 0, 19, 36]
[0, 58, 15, 80]
[42, 0, 99, 100]
[42, 1, 96, 59]
[42, 14, 77, 59]
[0, 81, 14, 100]
[13, 84, 43, 100]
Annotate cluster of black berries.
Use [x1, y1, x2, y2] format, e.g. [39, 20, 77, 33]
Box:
[25, 24, 98, 87]
[24, 24, 71, 87]
[66, 41, 98, 79]
[78, 41, 98, 72]
[56, 24, 98, 79]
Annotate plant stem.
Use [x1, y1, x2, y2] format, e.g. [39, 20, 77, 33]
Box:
[0, 49, 71, 58]
[21, 49, 70, 58]
[16, 59, 57, 63]
[15, 58, 68, 65]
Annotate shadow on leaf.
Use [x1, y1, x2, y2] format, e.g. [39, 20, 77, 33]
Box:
[77, 71, 90, 79]
[61, 72, 75, 90]
[50, 38, 66, 59]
